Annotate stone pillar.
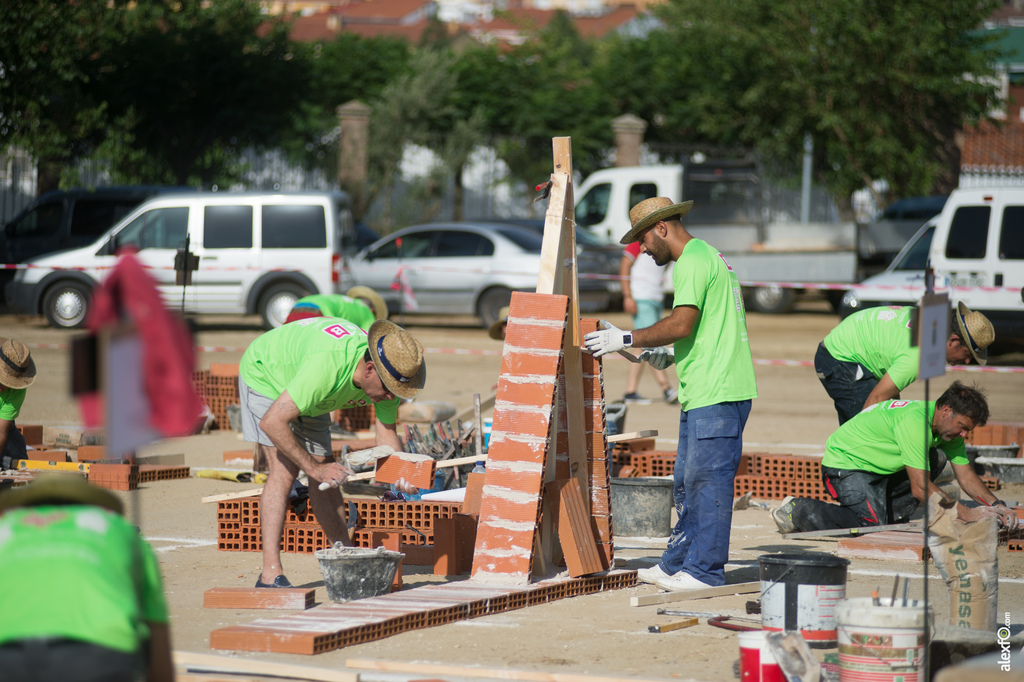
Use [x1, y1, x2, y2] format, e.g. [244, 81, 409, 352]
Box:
[612, 114, 647, 167]
[336, 100, 372, 217]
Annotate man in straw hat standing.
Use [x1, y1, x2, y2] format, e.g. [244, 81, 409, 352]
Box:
[815, 302, 995, 425]
[238, 318, 425, 588]
[0, 474, 173, 681]
[771, 381, 1019, 534]
[0, 337, 36, 472]
[584, 197, 757, 592]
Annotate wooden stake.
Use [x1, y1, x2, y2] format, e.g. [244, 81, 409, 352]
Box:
[648, 617, 699, 633]
[630, 582, 761, 607]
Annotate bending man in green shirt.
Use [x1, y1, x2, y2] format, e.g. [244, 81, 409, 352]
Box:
[239, 318, 425, 588]
[815, 302, 994, 424]
[772, 381, 1018, 533]
[0, 337, 35, 471]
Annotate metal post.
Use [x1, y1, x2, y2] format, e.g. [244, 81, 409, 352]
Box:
[800, 133, 813, 223]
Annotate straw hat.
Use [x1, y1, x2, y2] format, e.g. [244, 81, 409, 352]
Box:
[488, 306, 510, 341]
[954, 302, 995, 366]
[367, 320, 425, 399]
[347, 286, 388, 321]
[0, 474, 123, 515]
[621, 197, 694, 245]
[0, 337, 36, 389]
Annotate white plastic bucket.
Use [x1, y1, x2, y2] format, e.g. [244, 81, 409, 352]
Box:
[737, 631, 785, 682]
[835, 597, 932, 682]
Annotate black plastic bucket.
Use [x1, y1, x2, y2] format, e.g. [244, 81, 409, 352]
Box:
[759, 552, 850, 648]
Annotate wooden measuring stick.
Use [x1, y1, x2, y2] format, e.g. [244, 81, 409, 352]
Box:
[606, 430, 658, 443]
[647, 617, 698, 633]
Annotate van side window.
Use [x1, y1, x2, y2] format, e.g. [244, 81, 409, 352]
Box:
[629, 183, 658, 210]
[70, 200, 138, 239]
[1000, 206, 1024, 260]
[8, 202, 62, 237]
[576, 183, 611, 227]
[945, 206, 989, 259]
[204, 205, 253, 248]
[114, 207, 189, 250]
[262, 205, 326, 248]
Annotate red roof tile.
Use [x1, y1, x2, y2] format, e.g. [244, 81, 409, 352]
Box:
[961, 120, 1024, 170]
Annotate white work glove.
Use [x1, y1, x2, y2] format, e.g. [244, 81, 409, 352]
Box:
[638, 347, 675, 370]
[582, 321, 632, 358]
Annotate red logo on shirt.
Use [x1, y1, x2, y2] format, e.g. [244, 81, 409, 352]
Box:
[718, 253, 734, 271]
[888, 400, 910, 409]
[323, 324, 351, 339]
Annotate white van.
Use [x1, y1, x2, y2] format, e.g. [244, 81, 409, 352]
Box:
[839, 187, 1024, 345]
[5, 191, 355, 329]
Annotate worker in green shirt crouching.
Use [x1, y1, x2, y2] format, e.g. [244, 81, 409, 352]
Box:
[772, 381, 1019, 534]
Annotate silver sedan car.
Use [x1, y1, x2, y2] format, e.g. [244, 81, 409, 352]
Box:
[342, 221, 615, 329]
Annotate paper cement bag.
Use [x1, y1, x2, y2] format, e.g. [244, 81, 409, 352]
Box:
[926, 492, 999, 631]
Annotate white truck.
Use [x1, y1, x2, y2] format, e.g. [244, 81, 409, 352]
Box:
[840, 187, 1024, 346]
[573, 163, 921, 314]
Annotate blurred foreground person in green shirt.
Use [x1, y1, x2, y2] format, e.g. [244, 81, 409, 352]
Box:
[772, 381, 1018, 534]
[284, 286, 388, 329]
[0, 475, 172, 682]
[239, 318, 425, 588]
[814, 302, 994, 424]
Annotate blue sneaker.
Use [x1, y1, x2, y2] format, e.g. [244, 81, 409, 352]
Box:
[255, 574, 293, 588]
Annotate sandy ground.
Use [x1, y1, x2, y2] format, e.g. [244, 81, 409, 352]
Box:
[4, 301, 1024, 681]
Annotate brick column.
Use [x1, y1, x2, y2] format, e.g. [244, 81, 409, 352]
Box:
[612, 114, 647, 167]
[336, 100, 372, 218]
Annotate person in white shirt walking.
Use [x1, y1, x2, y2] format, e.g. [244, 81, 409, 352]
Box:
[619, 241, 676, 405]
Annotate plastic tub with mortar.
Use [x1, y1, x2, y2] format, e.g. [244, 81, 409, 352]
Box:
[315, 545, 404, 603]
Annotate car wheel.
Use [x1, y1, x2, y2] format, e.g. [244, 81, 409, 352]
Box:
[746, 285, 796, 315]
[477, 287, 513, 330]
[42, 281, 92, 329]
[825, 290, 845, 313]
[258, 283, 309, 330]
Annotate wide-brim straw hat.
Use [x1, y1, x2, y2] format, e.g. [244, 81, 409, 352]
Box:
[0, 337, 36, 389]
[955, 302, 995, 366]
[0, 474, 123, 515]
[347, 286, 388, 321]
[367, 320, 426, 399]
[488, 306, 510, 341]
[620, 197, 694, 245]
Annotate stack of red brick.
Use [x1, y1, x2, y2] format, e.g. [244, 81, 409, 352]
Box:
[216, 495, 462, 559]
[966, 421, 1024, 457]
[613, 448, 831, 502]
[192, 364, 241, 431]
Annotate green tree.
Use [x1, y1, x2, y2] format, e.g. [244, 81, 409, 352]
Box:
[0, 1, 114, 193]
[651, 0, 1003, 204]
[84, 0, 306, 187]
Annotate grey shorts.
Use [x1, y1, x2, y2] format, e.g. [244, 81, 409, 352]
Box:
[237, 375, 332, 458]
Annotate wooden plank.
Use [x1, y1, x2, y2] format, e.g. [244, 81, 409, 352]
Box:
[607, 430, 658, 444]
[630, 581, 761, 607]
[174, 651, 356, 682]
[202, 488, 263, 504]
[648, 617, 699, 633]
[203, 587, 315, 610]
[346, 658, 674, 682]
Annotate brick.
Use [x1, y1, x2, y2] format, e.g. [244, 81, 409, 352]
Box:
[462, 472, 485, 517]
[433, 517, 460, 576]
[495, 381, 561, 410]
[399, 543, 435, 565]
[76, 445, 108, 462]
[549, 479, 602, 577]
[16, 424, 43, 445]
[210, 363, 240, 377]
[224, 449, 254, 463]
[509, 291, 570, 324]
[203, 587, 315, 610]
[26, 448, 70, 462]
[503, 321, 566, 351]
[499, 350, 563, 378]
[373, 454, 435, 490]
[838, 531, 929, 562]
[370, 532, 403, 591]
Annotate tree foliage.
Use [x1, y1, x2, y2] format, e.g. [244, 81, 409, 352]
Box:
[650, 0, 1004, 203]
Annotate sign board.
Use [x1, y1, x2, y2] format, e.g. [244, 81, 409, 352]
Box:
[917, 292, 950, 381]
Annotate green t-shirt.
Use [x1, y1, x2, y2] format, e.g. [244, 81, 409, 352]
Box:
[823, 399, 968, 474]
[671, 238, 758, 410]
[294, 294, 375, 330]
[0, 504, 168, 652]
[0, 386, 26, 420]
[239, 318, 398, 422]
[823, 306, 919, 390]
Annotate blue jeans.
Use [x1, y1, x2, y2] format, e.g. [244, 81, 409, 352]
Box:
[659, 400, 752, 586]
[814, 342, 878, 425]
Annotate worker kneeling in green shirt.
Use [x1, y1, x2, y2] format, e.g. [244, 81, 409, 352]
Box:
[772, 381, 1019, 534]
[0, 475, 172, 682]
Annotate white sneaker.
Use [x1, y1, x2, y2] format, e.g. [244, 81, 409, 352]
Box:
[653, 571, 714, 592]
[771, 496, 798, 534]
[636, 564, 672, 585]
